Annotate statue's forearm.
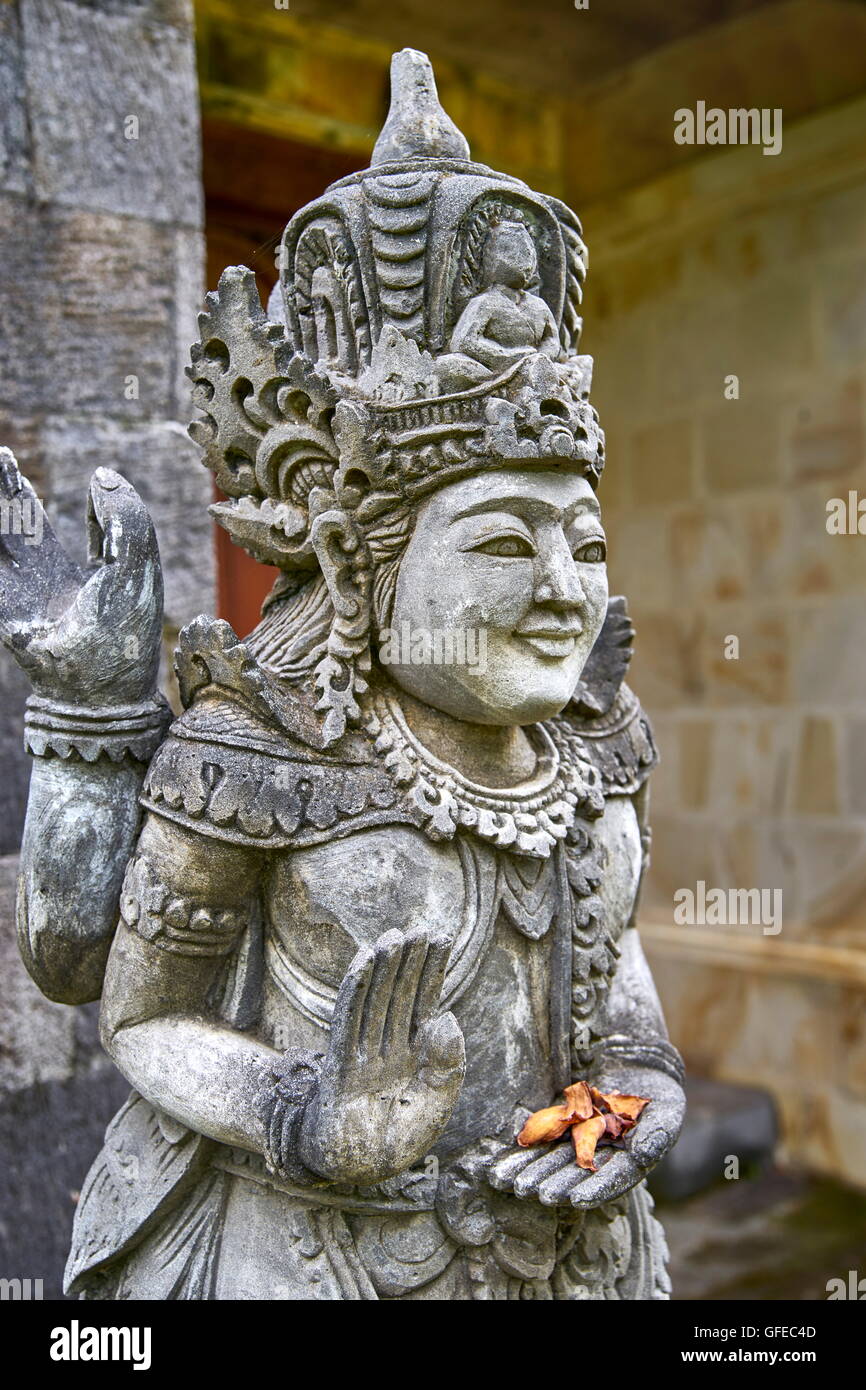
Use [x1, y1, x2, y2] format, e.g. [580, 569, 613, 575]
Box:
[18, 756, 146, 1004]
[96, 848, 280, 1153]
[100, 907, 462, 1190]
[16, 693, 170, 1004]
[105, 995, 328, 1187]
[593, 928, 684, 1087]
[97, 836, 326, 1183]
[106, 1012, 283, 1154]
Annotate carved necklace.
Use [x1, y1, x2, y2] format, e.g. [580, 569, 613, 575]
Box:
[360, 678, 604, 858]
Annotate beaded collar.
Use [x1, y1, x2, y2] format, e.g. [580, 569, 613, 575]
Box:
[360, 678, 604, 858]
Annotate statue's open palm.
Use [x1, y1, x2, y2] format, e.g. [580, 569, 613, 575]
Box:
[0, 449, 163, 704]
[300, 928, 465, 1184]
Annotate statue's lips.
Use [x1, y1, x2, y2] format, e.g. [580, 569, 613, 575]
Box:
[513, 627, 582, 659]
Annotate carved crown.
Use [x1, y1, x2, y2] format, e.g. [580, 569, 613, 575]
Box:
[188, 48, 603, 571]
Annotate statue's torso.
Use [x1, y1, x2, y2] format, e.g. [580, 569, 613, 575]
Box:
[70, 674, 664, 1300]
[203, 793, 648, 1301]
[259, 795, 642, 1153]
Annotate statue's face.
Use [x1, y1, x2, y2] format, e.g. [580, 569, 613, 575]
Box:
[483, 223, 537, 290]
[382, 468, 608, 725]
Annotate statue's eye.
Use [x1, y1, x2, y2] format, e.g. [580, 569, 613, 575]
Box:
[574, 538, 606, 563]
[471, 534, 536, 558]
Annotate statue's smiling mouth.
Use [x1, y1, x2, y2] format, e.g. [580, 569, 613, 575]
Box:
[514, 626, 583, 659]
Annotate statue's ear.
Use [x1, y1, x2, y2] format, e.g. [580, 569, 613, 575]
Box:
[311, 509, 370, 625]
[309, 509, 372, 743]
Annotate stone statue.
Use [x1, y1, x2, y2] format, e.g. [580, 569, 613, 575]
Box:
[0, 48, 685, 1300]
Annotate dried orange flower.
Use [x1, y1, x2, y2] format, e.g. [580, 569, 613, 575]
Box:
[515, 1080, 593, 1145]
[517, 1080, 651, 1172]
[571, 1115, 607, 1168]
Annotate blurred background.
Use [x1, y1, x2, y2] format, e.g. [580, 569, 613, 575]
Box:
[1, 0, 866, 1298]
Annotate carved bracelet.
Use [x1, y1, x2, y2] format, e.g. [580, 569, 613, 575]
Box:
[255, 1050, 325, 1186]
[595, 1033, 686, 1088]
[24, 693, 172, 764]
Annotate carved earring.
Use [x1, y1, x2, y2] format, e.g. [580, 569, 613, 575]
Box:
[310, 509, 373, 744]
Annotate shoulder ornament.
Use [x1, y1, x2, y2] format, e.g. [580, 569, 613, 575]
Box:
[558, 597, 658, 796]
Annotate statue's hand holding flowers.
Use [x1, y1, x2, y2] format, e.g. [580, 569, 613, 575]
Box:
[487, 1067, 686, 1210]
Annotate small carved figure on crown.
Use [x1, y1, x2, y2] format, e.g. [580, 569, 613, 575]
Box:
[436, 219, 561, 392]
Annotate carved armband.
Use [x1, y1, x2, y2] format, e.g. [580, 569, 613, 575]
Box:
[119, 854, 246, 957]
[25, 694, 172, 764]
[254, 1051, 324, 1186]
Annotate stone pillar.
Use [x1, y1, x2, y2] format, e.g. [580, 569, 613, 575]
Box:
[0, 0, 210, 1295]
[0, 0, 213, 846]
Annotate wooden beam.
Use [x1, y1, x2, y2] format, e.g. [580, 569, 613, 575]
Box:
[640, 918, 866, 989]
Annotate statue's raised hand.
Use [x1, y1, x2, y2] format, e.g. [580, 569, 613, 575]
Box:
[299, 928, 465, 1184]
[0, 450, 163, 704]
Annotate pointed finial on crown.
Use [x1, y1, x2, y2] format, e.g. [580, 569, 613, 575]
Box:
[371, 48, 470, 165]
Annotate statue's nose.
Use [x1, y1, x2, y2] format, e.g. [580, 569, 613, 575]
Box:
[533, 539, 586, 609]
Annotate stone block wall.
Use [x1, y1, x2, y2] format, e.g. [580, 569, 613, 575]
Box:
[0, 0, 211, 1293]
[581, 94, 866, 1184]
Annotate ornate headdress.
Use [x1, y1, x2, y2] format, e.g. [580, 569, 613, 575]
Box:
[186, 49, 605, 742]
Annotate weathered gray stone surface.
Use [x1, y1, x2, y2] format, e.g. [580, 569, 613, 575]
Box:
[0, 0, 209, 855]
[0, 5, 30, 196]
[20, 0, 202, 226]
[0, 198, 185, 419]
[3, 48, 684, 1300]
[0, 854, 129, 1299]
[173, 229, 208, 418]
[0, 857, 76, 1096]
[0, 196, 45, 413]
[0, 1065, 130, 1300]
